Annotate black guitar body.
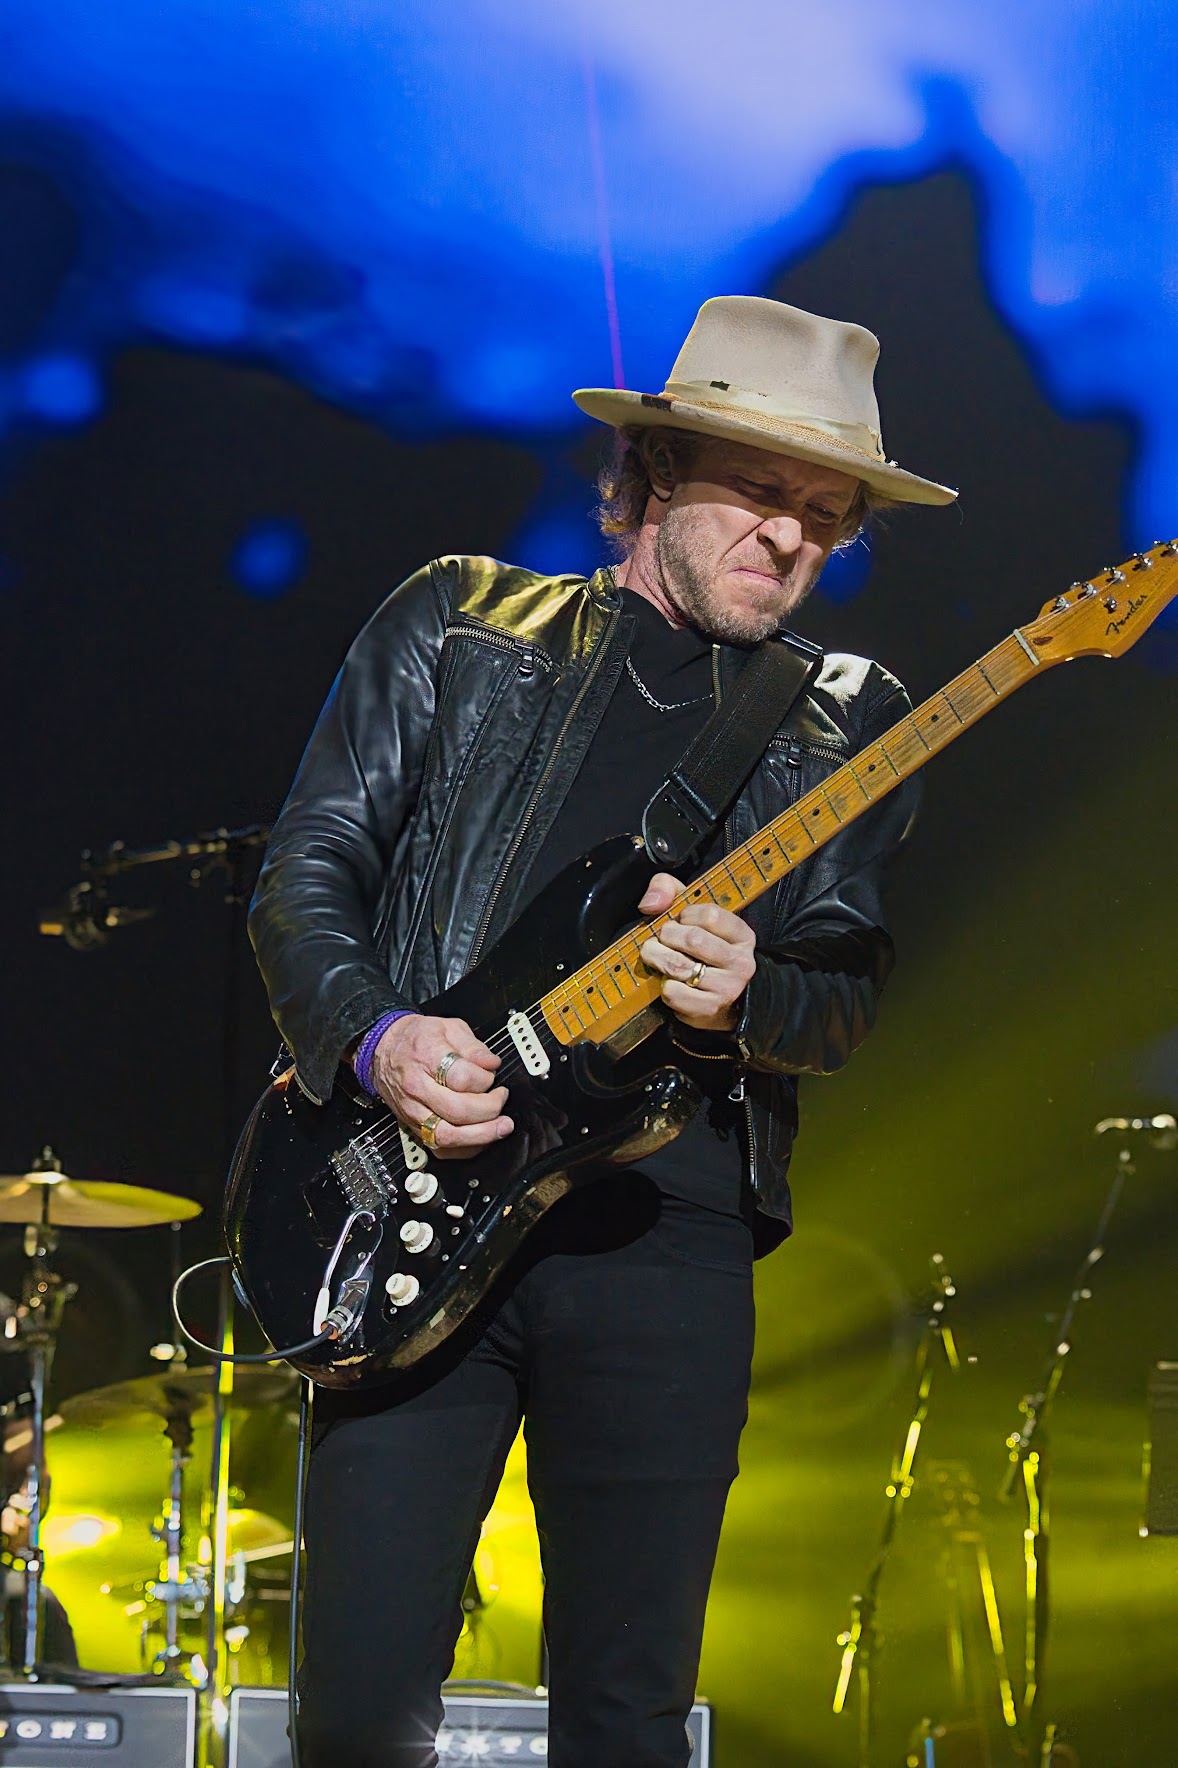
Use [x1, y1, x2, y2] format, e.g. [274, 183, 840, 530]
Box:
[224, 836, 701, 1389]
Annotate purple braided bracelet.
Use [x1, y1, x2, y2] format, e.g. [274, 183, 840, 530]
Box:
[353, 1009, 414, 1096]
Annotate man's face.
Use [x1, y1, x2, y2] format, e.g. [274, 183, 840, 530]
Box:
[651, 439, 860, 643]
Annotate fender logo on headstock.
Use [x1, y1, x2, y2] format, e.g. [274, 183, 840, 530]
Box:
[1106, 592, 1148, 637]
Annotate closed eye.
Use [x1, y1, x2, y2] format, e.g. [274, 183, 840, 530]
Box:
[734, 479, 779, 506]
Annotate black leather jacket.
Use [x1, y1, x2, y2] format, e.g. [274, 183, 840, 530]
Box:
[249, 555, 918, 1229]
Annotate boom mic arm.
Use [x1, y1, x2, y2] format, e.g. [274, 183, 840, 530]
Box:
[39, 824, 271, 950]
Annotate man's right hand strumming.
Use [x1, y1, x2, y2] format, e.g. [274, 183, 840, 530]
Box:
[367, 1014, 513, 1159]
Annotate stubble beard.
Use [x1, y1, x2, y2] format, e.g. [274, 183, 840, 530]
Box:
[654, 505, 820, 644]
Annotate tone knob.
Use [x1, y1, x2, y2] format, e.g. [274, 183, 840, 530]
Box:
[385, 1272, 420, 1308]
[399, 1219, 434, 1255]
[404, 1171, 439, 1204]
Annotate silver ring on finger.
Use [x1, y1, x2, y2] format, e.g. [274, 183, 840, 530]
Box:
[435, 1049, 461, 1088]
[686, 958, 706, 989]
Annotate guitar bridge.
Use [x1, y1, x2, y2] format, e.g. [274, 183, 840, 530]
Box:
[330, 1136, 394, 1213]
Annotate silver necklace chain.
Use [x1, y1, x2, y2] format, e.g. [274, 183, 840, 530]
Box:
[624, 656, 711, 714]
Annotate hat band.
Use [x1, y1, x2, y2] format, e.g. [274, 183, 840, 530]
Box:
[663, 379, 883, 460]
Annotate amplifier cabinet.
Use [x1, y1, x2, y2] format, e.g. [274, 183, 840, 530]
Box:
[0, 1683, 196, 1765]
[228, 1686, 714, 1765]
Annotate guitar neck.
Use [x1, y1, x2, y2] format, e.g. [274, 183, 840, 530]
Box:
[540, 629, 1042, 1046]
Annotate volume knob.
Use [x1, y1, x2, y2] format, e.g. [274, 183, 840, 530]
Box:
[385, 1272, 420, 1308]
[399, 1219, 434, 1255]
[404, 1171, 439, 1204]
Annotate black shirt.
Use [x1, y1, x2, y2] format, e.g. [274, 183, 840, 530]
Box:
[519, 588, 746, 1217]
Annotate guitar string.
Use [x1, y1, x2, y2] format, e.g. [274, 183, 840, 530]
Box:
[358, 630, 1038, 1171]
[357, 730, 934, 1167]
[358, 741, 921, 1166]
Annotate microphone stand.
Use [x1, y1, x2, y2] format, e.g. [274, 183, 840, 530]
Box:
[834, 1254, 961, 1766]
[997, 1130, 1148, 1765]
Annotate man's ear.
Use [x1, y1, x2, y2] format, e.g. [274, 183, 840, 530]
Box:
[647, 438, 678, 503]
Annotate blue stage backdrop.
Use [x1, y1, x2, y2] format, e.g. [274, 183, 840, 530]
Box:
[0, 0, 1175, 574]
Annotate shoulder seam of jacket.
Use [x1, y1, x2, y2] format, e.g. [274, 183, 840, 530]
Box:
[426, 556, 458, 620]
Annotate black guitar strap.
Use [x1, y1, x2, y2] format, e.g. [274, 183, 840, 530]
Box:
[641, 630, 824, 868]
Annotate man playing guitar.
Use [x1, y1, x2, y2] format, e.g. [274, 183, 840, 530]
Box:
[248, 294, 956, 1766]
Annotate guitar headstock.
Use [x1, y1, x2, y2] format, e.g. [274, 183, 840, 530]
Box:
[1019, 540, 1178, 661]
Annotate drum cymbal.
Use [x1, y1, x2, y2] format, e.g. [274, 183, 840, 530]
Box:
[225, 1508, 293, 1563]
[57, 1364, 297, 1432]
[0, 1172, 201, 1229]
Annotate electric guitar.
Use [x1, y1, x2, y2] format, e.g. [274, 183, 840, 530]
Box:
[224, 544, 1178, 1389]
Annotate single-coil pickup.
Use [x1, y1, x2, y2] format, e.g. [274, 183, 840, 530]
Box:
[331, 1138, 392, 1213]
[399, 1125, 429, 1170]
[507, 1010, 551, 1077]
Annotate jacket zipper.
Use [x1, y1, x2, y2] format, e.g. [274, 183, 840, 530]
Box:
[714, 646, 757, 1185]
[391, 661, 518, 992]
[770, 734, 849, 766]
[467, 606, 619, 968]
[445, 618, 557, 678]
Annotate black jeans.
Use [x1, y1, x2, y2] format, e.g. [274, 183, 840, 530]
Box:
[298, 1175, 755, 1768]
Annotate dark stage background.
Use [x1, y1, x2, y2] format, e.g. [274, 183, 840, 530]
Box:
[3, 172, 1176, 1762]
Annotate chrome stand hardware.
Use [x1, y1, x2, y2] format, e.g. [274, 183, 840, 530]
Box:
[833, 1254, 961, 1767]
[994, 1113, 1171, 1764]
[149, 1391, 206, 1680]
[0, 1150, 80, 1679]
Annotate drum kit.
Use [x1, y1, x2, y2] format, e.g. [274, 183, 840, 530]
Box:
[0, 1144, 539, 1700]
[0, 1145, 302, 1690]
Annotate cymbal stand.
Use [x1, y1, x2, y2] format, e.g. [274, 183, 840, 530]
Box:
[997, 1141, 1135, 1765]
[13, 1158, 77, 1677]
[149, 1395, 203, 1678]
[834, 1254, 961, 1766]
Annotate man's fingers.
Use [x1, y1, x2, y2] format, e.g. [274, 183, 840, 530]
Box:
[397, 1097, 514, 1152]
[676, 901, 754, 940]
[660, 978, 733, 1019]
[415, 1077, 509, 1125]
[648, 922, 734, 969]
[640, 935, 700, 983]
[430, 1053, 497, 1095]
[441, 1020, 501, 1072]
[637, 872, 686, 915]
[433, 1114, 514, 1151]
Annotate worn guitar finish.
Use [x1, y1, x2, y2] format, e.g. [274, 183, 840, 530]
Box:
[225, 544, 1178, 1388]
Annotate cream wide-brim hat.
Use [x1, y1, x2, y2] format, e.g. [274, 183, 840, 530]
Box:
[573, 294, 957, 508]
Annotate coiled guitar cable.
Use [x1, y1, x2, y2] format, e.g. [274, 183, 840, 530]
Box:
[171, 1255, 345, 1362]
